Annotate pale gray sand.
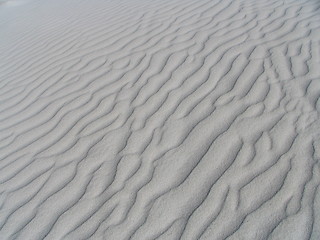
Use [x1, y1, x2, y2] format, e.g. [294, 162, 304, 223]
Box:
[0, 0, 320, 239]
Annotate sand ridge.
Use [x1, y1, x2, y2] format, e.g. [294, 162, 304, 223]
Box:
[0, 0, 320, 239]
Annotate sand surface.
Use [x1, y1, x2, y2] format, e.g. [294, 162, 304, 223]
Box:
[0, 0, 320, 239]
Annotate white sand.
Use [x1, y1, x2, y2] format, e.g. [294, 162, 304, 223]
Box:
[0, 0, 320, 239]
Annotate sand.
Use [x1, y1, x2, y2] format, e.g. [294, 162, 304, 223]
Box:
[0, 0, 320, 239]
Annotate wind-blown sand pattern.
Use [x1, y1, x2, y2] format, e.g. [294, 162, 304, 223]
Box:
[0, 0, 320, 239]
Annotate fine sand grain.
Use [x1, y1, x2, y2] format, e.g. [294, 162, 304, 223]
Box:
[0, 0, 320, 239]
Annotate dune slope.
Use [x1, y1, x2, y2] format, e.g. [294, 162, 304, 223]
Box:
[0, 0, 320, 239]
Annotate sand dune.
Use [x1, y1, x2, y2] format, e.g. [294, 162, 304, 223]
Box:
[0, 0, 320, 239]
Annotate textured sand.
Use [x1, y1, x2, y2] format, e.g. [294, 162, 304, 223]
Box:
[0, 0, 320, 239]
